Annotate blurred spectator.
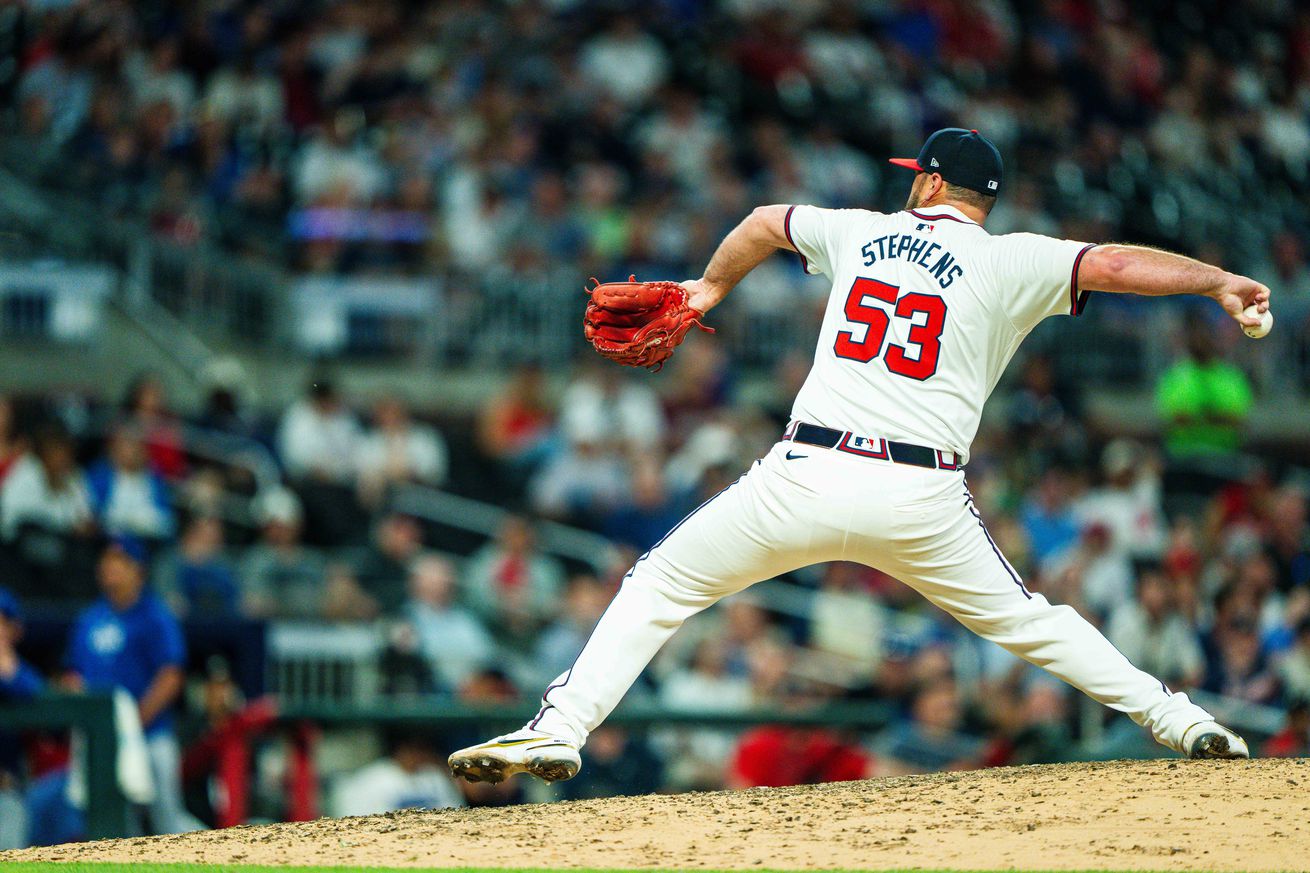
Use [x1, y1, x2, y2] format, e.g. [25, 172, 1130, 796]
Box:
[1105, 563, 1205, 689]
[600, 459, 684, 551]
[1262, 701, 1310, 758]
[0, 586, 41, 700]
[637, 88, 726, 191]
[1019, 468, 1080, 567]
[1074, 440, 1166, 561]
[321, 561, 379, 622]
[277, 378, 361, 482]
[156, 517, 239, 618]
[558, 727, 662, 800]
[403, 554, 493, 691]
[729, 725, 871, 788]
[1156, 317, 1253, 458]
[558, 368, 664, 452]
[203, 56, 283, 134]
[873, 679, 983, 775]
[660, 342, 734, 446]
[355, 513, 425, 616]
[661, 595, 785, 684]
[1203, 607, 1279, 706]
[86, 422, 176, 542]
[240, 488, 327, 620]
[657, 639, 753, 790]
[809, 562, 887, 685]
[463, 516, 564, 637]
[194, 360, 258, 441]
[356, 396, 448, 509]
[580, 17, 668, 107]
[65, 538, 204, 834]
[125, 39, 195, 118]
[476, 364, 555, 481]
[1265, 487, 1310, 594]
[120, 374, 187, 481]
[983, 682, 1074, 766]
[278, 378, 365, 545]
[380, 620, 438, 698]
[0, 396, 26, 485]
[0, 586, 38, 850]
[1047, 521, 1133, 620]
[292, 109, 385, 204]
[0, 422, 92, 541]
[1262, 232, 1310, 301]
[329, 732, 463, 817]
[1278, 619, 1310, 704]
[531, 367, 663, 521]
[1008, 356, 1083, 468]
[531, 575, 612, 688]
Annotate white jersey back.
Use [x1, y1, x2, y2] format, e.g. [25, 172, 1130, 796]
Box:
[785, 204, 1094, 464]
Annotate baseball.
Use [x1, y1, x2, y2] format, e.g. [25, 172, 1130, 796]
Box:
[1242, 305, 1273, 339]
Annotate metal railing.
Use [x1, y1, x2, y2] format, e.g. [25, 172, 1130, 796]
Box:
[7, 156, 1307, 390]
[79, 416, 282, 530]
[0, 694, 126, 840]
[390, 482, 622, 572]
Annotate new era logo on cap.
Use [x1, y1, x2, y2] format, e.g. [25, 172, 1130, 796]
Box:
[888, 128, 1004, 197]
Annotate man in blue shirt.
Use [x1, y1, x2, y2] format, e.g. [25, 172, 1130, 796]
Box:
[0, 586, 43, 700]
[0, 585, 42, 848]
[66, 538, 203, 834]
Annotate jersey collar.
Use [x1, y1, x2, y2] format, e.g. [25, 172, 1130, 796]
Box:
[907, 205, 984, 228]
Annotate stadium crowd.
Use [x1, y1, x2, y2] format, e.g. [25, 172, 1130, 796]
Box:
[2, 0, 1309, 301]
[0, 0, 1308, 850]
[0, 331, 1308, 841]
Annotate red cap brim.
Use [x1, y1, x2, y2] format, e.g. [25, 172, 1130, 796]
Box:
[888, 158, 923, 171]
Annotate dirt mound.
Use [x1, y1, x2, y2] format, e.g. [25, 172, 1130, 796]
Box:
[6, 759, 1309, 871]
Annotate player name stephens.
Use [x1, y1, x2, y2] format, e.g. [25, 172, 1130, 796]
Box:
[860, 232, 965, 289]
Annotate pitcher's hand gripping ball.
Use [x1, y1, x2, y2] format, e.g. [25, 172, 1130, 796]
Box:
[584, 276, 713, 370]
[1242, 304, 1273, 339]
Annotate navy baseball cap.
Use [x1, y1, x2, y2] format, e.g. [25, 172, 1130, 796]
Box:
[108, 534, 149, 566]
[889, 128, 1003, 196]
[0, 586, 21, 622]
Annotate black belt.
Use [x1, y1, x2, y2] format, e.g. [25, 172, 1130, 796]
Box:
[785, 422, 961, 471]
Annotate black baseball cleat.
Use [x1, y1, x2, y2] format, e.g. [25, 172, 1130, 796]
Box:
[1182, 721, 1250, 759]
[448, 729, 582, 784]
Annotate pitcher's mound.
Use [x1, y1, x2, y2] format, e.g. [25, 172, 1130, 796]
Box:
[6, 759, 1309, 871]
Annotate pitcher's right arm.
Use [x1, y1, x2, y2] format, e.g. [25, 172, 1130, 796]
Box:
[1078, 244, 1270, 328]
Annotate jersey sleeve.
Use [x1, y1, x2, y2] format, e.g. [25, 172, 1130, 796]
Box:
[149, 604, 187, 671]
[784, 205, 849, 279]
[63, 614, 91, 676]
[989, 233, 1097, 332]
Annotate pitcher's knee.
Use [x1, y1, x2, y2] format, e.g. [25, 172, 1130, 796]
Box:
[622, 557, 717, 608]
[960, 596, 1070, 638]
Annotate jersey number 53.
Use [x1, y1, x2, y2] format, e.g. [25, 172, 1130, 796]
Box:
[833, 277, 946, 381]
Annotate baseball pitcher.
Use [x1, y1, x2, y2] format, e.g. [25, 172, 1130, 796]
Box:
[450, 128, 1269, 785]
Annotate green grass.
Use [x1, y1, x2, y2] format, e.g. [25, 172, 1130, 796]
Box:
[0, 865, 1257, 873]
[0, 866, 934, 873]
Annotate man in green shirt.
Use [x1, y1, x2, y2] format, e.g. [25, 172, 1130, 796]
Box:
[1156, 316, 1253, 456]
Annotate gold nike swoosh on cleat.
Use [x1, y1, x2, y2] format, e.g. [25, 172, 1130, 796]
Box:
[485, 738, 543, 748]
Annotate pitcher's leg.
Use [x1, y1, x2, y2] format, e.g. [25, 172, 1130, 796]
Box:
[945, 589, 1210, 752]
[867, 488, 1212, 753]
[533, 457, 825, 747]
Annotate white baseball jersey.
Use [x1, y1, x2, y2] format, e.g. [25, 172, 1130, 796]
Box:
[522, 203, 1214, 765]
[785, 204, 1095, 462]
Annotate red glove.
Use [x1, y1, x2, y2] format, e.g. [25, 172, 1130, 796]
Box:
[583, 276, 713, 370]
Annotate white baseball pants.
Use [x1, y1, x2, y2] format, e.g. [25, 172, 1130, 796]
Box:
[530, 439, 1212, 753]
